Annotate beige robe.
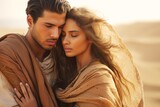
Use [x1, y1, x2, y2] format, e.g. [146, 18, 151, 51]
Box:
[56, 61, 144, 107]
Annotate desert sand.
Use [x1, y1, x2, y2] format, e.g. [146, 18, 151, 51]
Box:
[115, 22, 160, 107]
[123, 37, 160, 107]
[0, 21, 160, 107]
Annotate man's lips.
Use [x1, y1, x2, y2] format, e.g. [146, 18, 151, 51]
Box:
[46, 40, 56, 46]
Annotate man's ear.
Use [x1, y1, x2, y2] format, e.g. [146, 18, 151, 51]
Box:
[27, 14, 34, 27]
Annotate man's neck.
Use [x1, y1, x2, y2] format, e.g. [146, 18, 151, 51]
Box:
[25, 32, 50, 62]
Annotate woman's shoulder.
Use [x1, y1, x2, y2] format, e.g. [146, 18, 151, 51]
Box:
[86, 60, 112, 73]
[80, 60, 114, 79]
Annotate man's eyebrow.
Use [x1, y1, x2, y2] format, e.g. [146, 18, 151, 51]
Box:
[45, 22, 65, 27]
[60, 23, 65, 27]
[45, 23, 55, 26]
[69, 30, 79, 33]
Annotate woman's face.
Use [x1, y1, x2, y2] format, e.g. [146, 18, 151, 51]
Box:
[61, 19, 91, 57]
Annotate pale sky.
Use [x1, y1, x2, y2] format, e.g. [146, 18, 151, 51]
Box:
[0, 0, 160, 29]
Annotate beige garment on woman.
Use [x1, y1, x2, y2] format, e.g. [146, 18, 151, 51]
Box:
[56, 61, 144, 107]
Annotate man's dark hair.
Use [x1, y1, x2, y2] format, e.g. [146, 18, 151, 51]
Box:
[26, 0, 71, 23]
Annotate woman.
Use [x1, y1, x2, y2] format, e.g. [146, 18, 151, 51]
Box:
[15, 7, 144, 107]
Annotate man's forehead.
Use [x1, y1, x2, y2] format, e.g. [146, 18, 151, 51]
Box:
[38, 11, 66, 26]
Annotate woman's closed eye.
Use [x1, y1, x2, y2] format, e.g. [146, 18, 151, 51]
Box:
[71, 32, 79, 37]
[71, 34, 78, 37]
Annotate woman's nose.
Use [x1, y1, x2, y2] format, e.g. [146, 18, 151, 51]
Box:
[62, 36, 70, 45]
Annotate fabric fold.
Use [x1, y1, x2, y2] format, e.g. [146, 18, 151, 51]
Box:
[0, 34, 57, 107]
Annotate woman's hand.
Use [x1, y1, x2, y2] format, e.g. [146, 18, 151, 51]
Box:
[14, 82, 38, 107]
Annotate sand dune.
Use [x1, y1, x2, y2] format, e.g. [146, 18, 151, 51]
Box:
[126, 40, 160, 107]
[115, 21, 160, 107]
[0, 28, 26, 37]
[115, 21, 160, 37]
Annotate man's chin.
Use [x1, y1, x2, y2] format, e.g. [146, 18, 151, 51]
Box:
[45, 48, 53, 50]
[45, 46, 55, 50]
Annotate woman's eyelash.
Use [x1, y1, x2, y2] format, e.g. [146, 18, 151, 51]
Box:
[71, 35, 78, 37]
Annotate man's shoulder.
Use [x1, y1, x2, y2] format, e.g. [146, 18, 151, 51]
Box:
[0, 33, 29, 55]
[0, 33, 24, 41]
[0, 33, 26, 47]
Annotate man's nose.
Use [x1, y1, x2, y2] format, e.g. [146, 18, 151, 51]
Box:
[50, 27, 59, 39]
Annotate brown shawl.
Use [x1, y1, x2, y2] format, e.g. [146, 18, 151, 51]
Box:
[0, 34, 57, 107]
[56, 61, 144, 107]
[56, 61, 121, 107]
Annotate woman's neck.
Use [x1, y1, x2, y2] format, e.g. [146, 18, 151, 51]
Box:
[76, 53, 94, 71]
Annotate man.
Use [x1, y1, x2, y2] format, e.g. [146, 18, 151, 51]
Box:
[0, 0, 70, 106]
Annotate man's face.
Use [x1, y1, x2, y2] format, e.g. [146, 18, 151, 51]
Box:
[28, 10, 66, 50]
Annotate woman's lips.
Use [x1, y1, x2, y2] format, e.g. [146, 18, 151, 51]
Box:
[64, 48, 72, 52]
